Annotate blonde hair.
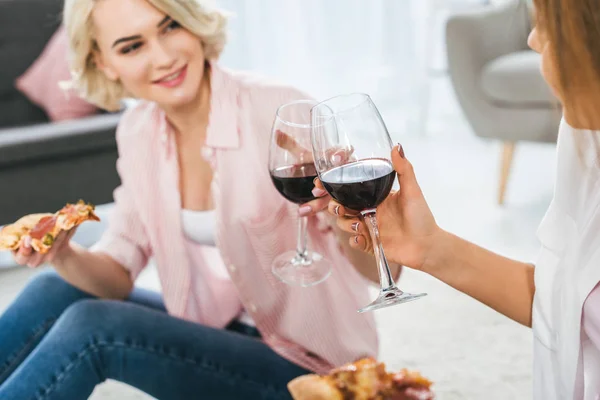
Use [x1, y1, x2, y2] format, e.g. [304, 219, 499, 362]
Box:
[62, 0, 229, 111]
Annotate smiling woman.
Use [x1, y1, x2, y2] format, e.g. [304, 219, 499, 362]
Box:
[0, 0, 382, 399]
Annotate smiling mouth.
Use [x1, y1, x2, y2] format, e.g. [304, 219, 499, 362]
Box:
[153, 65, 187, 84]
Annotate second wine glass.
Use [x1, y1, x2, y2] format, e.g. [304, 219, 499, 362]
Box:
[311, 93, 427, 312]
[268, 100, 331, 287]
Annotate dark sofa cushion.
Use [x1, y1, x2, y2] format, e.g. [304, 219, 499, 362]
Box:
[0, 92, 48, 127]
[0, 0, 64, 127]
[0, 0, 64, 95]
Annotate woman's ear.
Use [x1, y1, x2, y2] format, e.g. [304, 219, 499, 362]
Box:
[93, 49, 119, 81]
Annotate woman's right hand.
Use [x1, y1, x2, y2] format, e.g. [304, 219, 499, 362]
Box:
[13, 229, 77, 268]
[321, 144, 444, 272]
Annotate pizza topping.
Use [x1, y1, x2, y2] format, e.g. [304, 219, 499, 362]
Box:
[42, 233, 55, 246]
[392, 370, 432, 389]
[29, 216, 57, 240]
[325, 359, 433, 400]
[60, 200, 93, 216]
[387, 371, 434, 400]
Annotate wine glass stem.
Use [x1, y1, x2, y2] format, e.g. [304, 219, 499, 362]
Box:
[362, 210, 397, 291]
[296, 214, 309, 260]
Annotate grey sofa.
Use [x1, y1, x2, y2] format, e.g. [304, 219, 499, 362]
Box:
[0, 0, 121, 225]
[446, 0, 561, 204]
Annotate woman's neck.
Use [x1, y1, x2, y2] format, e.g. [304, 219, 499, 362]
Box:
[163, 66, 211, 138]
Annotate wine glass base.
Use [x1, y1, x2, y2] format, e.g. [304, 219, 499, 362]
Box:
[358, 287, 427, 313]
[272, 251, 331, 287]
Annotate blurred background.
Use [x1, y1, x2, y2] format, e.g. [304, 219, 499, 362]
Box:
[0, 0, 558, 398]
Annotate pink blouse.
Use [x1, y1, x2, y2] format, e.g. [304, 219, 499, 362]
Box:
[579, 287, 600, 399]
[91, 63, 379, 373]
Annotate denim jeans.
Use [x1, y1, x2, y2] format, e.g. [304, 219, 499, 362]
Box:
[0, 270, 309, 400]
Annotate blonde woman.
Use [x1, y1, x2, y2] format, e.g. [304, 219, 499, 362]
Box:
[0, 0, 385, 398]
[324, 0, 600, 397]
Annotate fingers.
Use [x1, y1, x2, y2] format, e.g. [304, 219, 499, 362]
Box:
[349, 234, 370, 252]
[12, 228, 77, 267]
[299, 196, 331, 217]
[26, 252, 45, 268]
[14, 239, 44, 268]
[313, 178, 325, 192]
[391, 144, 422, 198]
[335, 217, 371, 251]
[17, 236, 33, 257]
[13, 237, 33, 265]
[276, 130, 312, 162]
[332, 217, 371, 252]
[45, 230, 72, 262]
[336, 217, 369, 236]
[324, 146, 355, 167]
[327, 200, 360, 218]
[13, 250, 29, 266]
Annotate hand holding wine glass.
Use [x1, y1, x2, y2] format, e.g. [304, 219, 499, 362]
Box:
[272, 129, 340, 216]
[311, 93, 427, 312]
[269, 100, 353, 287]
[315, 144, 443, 273]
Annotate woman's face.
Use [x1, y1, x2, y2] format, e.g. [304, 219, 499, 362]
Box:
[92, 0, 206, 109]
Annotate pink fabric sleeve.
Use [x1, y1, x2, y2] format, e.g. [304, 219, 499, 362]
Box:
[582, 283, 600, 347]
[90, 160, 152, 281]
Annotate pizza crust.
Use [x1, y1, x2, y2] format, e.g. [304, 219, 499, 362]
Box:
[287, 358, 434, 400]
[288, 374, 343, 400]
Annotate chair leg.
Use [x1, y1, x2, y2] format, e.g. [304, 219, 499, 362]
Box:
[498, 141, 516, 205]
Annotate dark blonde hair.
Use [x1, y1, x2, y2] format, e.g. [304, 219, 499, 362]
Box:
[533, 0, 600, 113]
[533, 0, 600, 164]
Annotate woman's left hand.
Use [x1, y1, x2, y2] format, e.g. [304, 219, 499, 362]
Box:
[298, 184, 331, 217]
[275, 130, 352, 217]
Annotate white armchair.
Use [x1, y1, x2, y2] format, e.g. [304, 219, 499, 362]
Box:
[446, 0, 560, 204]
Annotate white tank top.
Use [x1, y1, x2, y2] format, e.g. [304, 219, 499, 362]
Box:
[181, 209, 255, 327]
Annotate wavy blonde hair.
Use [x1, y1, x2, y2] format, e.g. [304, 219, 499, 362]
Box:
[62, 0, 228, 111]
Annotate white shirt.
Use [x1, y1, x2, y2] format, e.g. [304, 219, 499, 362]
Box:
[532, 118, 600, 399]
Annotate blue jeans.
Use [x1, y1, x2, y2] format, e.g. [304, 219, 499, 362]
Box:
[0, 270, 309, 400]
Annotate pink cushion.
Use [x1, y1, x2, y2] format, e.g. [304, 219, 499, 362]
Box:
[15, 25, 98, 122]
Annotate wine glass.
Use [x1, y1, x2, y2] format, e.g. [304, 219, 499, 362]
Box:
[268, 100, 331, 287]
[310, 93, 427, 312]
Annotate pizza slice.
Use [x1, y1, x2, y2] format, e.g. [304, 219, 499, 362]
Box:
[0, 213, 53, 251]
[288, 357, 434, 400]
[0, 200, 100, 254]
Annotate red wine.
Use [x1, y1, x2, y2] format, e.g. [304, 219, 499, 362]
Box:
[270, 163, 318, 204]
[320, 158, 395, 211]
